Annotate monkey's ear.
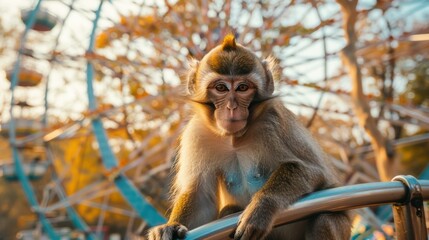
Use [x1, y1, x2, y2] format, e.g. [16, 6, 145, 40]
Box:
[262, 55, 281, 94]
[186, 58, 199, 95]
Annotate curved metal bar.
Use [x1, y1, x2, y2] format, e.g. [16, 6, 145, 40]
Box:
[186, 180, 429, 239]
[85, 0, 165, 226]
[8, 0, 59, 238]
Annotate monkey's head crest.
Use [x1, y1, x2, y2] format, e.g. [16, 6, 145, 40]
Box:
[222, 34, 237, 51]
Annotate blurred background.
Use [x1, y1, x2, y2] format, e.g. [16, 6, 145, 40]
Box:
[0, 0, 428, 239]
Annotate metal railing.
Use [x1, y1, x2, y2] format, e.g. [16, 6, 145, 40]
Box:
[186, 175, 429, 240]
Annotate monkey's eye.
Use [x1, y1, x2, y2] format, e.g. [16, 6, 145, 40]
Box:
[215, 84, 228, 92]
[236, 84, 249, 92]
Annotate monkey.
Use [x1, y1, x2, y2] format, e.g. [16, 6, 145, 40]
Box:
[147, 34, 351, 240]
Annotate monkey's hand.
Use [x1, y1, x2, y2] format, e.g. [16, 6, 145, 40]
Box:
[232, 197, 278, 240]
[147, 222, 188, 240]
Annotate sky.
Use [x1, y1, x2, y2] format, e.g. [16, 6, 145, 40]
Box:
[0, 0, 428, 128]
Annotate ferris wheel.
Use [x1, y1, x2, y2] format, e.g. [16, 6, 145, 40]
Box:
[1, 0, 181, 238]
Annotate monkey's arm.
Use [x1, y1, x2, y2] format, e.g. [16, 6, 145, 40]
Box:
[148, 184, 217, 240]
[258, 161, 325, 205]
[169, 188, 218, 228]
[234, 160, 325, 240]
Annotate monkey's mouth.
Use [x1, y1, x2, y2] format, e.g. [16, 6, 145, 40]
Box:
[221, 118, 247, 124]
[225, 119, 245, 122]
[218, 119, 247, 134]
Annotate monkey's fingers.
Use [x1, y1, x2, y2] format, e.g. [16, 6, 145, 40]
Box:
[173, 224, 188, 239]
[233, 222, 268, 240]
[147, 223, 188, 240]
[147, 226, 163, 240]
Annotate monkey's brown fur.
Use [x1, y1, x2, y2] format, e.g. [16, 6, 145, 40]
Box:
[148, 34, 351, 240]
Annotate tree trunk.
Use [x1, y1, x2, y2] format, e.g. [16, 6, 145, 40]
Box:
[335, 0, 394, 181]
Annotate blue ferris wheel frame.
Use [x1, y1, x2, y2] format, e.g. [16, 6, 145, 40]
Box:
[9, 0, 166, 238]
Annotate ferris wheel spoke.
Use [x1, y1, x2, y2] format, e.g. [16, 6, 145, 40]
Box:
[84, 0, 166, 227]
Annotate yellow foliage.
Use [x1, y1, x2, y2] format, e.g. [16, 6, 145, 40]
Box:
[149, 136, 162, 147]
[150, 99, 164, 111]
[169, 120, 180, 134]
[95, 32, 109, 49]
[51, 133, 131, 227]
[138, 15, 155, 26]
[120, 15, 128, 25]
[129, 80, 149, 99]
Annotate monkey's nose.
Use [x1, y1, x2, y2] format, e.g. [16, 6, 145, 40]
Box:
[227, 101, 238, 110]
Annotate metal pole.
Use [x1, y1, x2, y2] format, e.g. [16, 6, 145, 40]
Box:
[186, 180, 429, 240]
[392, 175, 427, 240]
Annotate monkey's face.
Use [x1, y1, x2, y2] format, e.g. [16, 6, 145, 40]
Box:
[186, 34, 279, 137]
[207, 78, 257, 135]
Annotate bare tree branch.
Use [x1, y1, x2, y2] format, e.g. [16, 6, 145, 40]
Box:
[336, 0, 395, 181]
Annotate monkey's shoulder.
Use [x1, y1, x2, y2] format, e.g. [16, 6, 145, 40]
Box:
[257, 100, 298, 124]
